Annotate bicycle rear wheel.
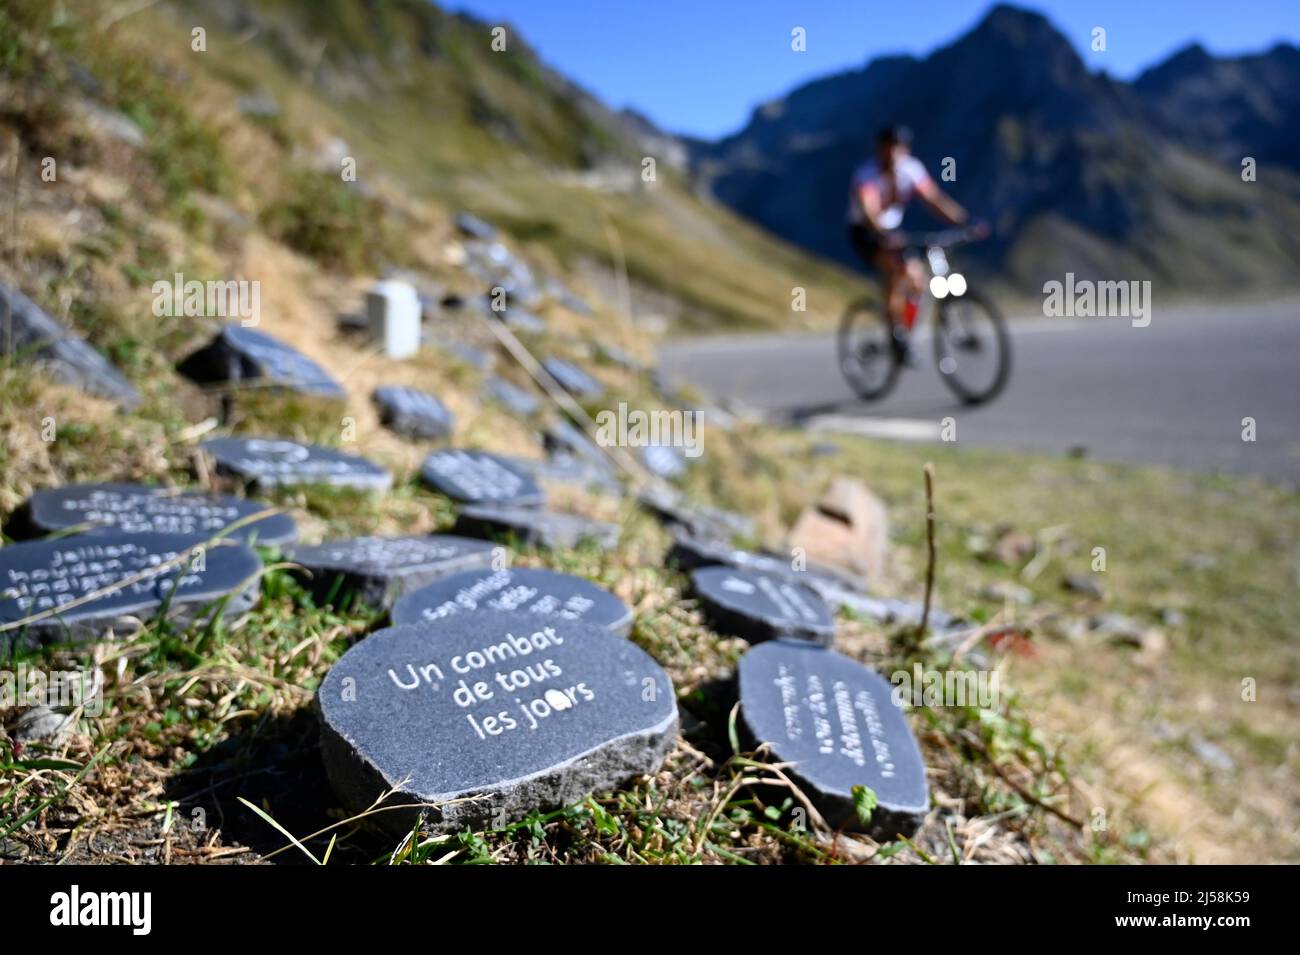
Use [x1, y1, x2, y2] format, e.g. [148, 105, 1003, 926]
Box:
[837, 298, 902, 402]
[932, 289, 1010, 405]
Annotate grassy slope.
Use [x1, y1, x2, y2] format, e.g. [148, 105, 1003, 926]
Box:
[1, 0, 1295, 864]
[187, 0, 866, 334]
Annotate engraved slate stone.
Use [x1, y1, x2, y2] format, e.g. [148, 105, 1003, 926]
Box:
[419, 450, 543, 507]
[669, 530, 959, 631]
[0, 281, 141, 408]
[13, 482, 296, 547]
[285, 535, 497, 609]
[541, 420, 619, 488]
[202, 437, 393, 493]
[0, 533, 261, 651]
[690, 566, 834, 646]
[390, 566, 633, 636]
[668, 531, 855, 591]
[484, 376, 539, 417]
[455, 505, 620, 551]
[372, 386, 455, 440]
[316, 612, 676, 833]
[738, 640, 929, 835]
[178, 325, 345, 398]
[543, 357, 604, 399]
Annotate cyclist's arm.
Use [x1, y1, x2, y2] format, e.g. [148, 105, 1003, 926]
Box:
[856, 183, 891, 235]
[915, 176, 969, 227]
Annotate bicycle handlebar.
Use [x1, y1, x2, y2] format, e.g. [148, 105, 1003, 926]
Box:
[890, 224, 989, 251]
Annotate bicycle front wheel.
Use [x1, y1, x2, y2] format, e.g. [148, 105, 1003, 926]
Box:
[837, 298, 902, 402]
[933, 290, 1011, 405]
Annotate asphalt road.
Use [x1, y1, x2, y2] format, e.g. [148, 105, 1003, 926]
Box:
[658, 300, 1300, 483]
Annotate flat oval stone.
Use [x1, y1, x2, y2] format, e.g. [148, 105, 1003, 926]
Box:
[316, 612, 677, 833]
[419, 449, 543, 507]
[0, 533, 261, 651]
[454, 505, 620, 551]
[542, 357, 604, 399]
[372, 386, 455, 440]
[202, 437, 392, 494]
[691, 565, 834, 646]
[390, 567, 633, 636]
[178, 325, 345, 399]
[738, 640, 929, 835]
[668, 530, 857, 589]
[286, 535, 498, 609]
[1, 281, 141, 408]
[14, 482, 296, 547]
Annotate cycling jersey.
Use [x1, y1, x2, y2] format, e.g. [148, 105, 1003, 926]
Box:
[847, 156, 931, 230]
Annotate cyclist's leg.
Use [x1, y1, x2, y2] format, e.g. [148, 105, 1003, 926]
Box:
[873, 246, 906, 329]
[902, 256, 925, 305]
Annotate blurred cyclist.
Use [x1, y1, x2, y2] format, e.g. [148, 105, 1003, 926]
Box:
[847, 125, 977, 361]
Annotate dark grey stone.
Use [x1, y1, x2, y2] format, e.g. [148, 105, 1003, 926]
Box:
[202, 437, 392, 494]
[0, 282, 140, 408]
[390, 566, 633, 635]
[455, 212, 497, 241]
[420, 450, 544, 507]
[484, 376, 540, 417]
[738, 640, 929, 836]
[463, 242, 544, 309]
[543, 419, 617, 477]
[543, 357, 604, 399]
[285, 535, 497, 609]
[454, 505, 620, 551]
[372, 386, 455, 440]
[12, 482, 296, 547]
[0, 533, 261, 652]
[637, 488, 756, 541]
[667, 530, 857, 593]
[178, 325, 346, 399]
[667, 529, 959, 630]
[691, 565, 834, 646]
[316, 612, 676, 834]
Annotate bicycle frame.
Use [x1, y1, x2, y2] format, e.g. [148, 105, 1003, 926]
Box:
[913, 243, 971, 328]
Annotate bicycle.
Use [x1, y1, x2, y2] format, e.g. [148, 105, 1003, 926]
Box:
[837, 226, 1010, 405]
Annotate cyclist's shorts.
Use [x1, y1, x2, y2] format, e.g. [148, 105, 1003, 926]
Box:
[848, 224, 911, 271]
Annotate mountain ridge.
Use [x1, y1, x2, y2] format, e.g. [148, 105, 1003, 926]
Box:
[687, 3, 1300, 294]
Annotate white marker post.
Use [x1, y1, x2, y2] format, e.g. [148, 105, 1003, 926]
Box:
[366, 280, 421, 360]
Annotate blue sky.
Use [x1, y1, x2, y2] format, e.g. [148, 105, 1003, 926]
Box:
[451, 0, 1300, 138]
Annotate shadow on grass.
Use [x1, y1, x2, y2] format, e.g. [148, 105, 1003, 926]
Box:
[164, 706, 390, 865]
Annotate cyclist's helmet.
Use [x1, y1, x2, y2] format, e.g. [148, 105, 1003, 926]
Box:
[876, 125, 913, 148]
